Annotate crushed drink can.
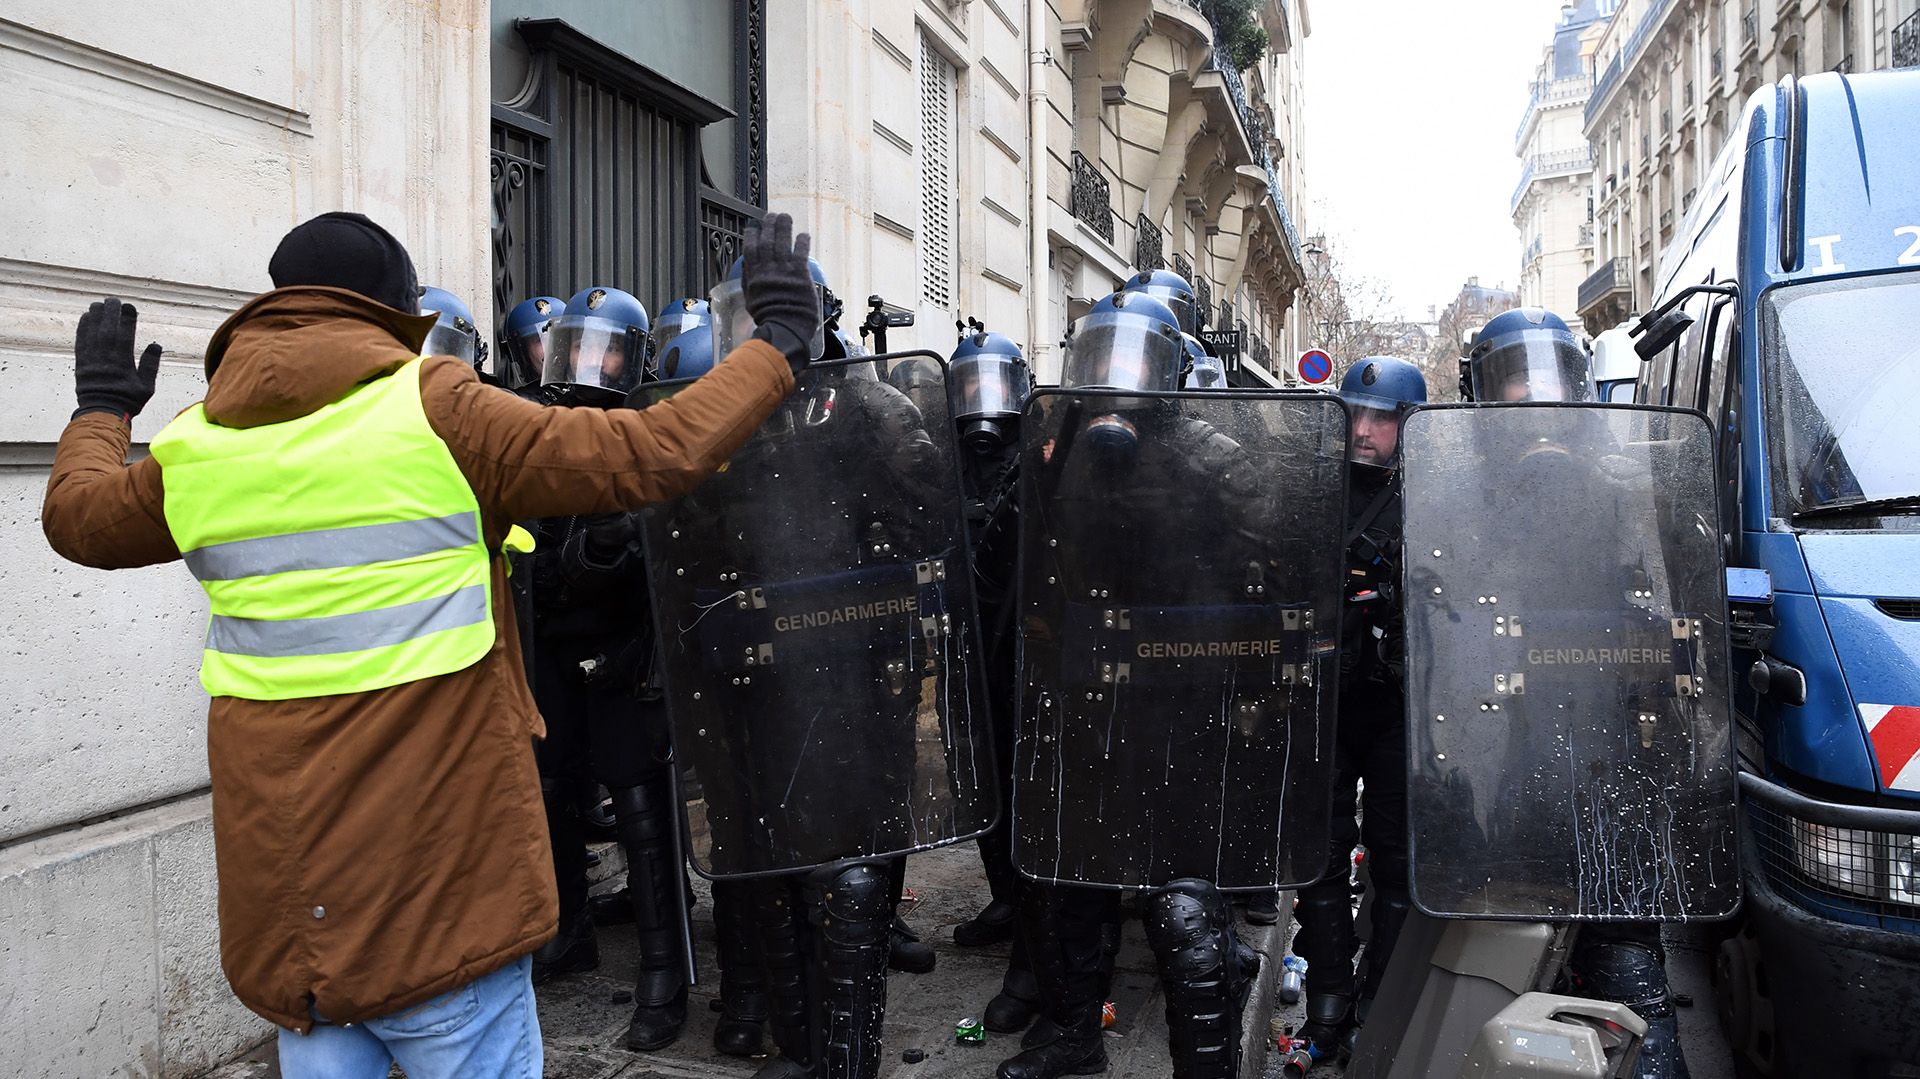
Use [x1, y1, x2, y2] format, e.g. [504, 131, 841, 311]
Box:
[955, 1018, 986, 1044]
[1101, 1001, 1116, 1028]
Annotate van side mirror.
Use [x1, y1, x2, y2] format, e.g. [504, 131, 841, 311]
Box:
[1633, 309, 1694, 360]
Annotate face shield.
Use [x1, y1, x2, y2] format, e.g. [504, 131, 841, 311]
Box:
[422, 317, 477, 366]
[1061, 309, 1184, 393]
[497, 324, 547, 391]
[650, 306, 708, 358]
[1134, 286, 1198, 337]
[543, 314, 646, 398]
[710, 277, 828, 362]
[1471, 329, 1596, 403]
[1186, 352, 1227, 389]
[1349, 405, 1403, 467]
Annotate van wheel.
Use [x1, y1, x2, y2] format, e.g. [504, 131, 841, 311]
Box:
[1715, 919, 1774, 1077]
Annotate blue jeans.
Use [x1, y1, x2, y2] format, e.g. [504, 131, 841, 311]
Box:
[277, 956, 541, 1079]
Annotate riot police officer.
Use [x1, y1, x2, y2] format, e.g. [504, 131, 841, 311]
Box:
[526, 285, 695, 1052]
[420, 286, 483, 369]
[673, 256, 950, 1079]
[652, 298, 717, 380]
[1291, 356, 1427, 1060]
[1121, 268, 1201, 337]
[1002, 290, 1322, 1079]
[498, 294, 566, 391]
[1457, 309, 1691, 1079]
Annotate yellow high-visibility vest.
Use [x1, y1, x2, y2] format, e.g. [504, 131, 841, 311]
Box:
[149, 358, 493, 700]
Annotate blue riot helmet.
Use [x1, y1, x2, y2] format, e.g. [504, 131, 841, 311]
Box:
[656, 323, 716, 380]
[650, 297, 711, 367]
[544, 286, 650, 400]
[1340, 356, 1428, 467]
[419, 287, 480, 365]
[1062, 291, 1185, 393]
[499, 295, 565, 391]
[1465, 308, 1595, 403]
[948, 332, 1030, 452]
[1120, 269, 1200, 337]
[709, 253, 831, 364]
[1181, 333, 1226, 390]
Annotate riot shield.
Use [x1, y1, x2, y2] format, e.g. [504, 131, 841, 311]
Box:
[638, 352, 995, 878]
[1401, 403, 1739, 920]
[1013, 389, 1347, 890]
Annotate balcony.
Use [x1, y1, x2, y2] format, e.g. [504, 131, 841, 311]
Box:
[1069, 150, 1114, 243]
[1898, 9, 1920, 69]
[1201, 42, 1268, 169]
[1584, 0, 1679, 128]
[1578, 256, 1632, 314]
[1579, 224, 1595, 247]
[1510, 146, 1594, 213]
[1134, 213, 1165, 271]
[1515, 73, 1596, 151]
[1265, 167, 1304, 270]
[1521, 236, 1543, 274]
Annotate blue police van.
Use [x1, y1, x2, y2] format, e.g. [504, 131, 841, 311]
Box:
[1635, 69, 1920, 1077]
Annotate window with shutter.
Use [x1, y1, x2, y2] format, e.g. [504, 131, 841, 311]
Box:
[919, 34, 959, 314]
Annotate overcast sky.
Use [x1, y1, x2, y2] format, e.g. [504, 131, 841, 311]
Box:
[1302, 0, 1580, 322]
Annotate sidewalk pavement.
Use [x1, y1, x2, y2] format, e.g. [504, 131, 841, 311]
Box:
[538, 842, 1291, 1079]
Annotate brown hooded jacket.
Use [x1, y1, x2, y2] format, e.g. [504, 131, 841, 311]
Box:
[41, 286, 793, 1032]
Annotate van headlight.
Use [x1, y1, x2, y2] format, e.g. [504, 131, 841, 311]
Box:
[1792, 819, 1920, 903]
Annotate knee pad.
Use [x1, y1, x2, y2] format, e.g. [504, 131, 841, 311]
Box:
[810, 860, 891, 948]
[1144, 880, 1229, 986]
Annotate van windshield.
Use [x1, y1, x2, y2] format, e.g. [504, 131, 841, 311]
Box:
[1762, 272, 1920, 519]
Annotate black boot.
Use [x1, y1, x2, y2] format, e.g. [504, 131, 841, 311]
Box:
[997, 884, 1110, 1079]
[533, 777, 600, 985]
[1297, 992, 1354, 1063]
[1356, 887, 1411, 1014]
[986, 965, 1042, 1033]
[712, 880, 769, 1057]
[531, 903, 600, 985]
[888, 915, 937, 974]
[1143, 879, 1241, 1079]
[612, 781, 687, 1051]
[751, 876, 818, 1079]
[1571, 929, 1692, 1079]
[810, 860, 893, 1079]
[956, 898, 1019, 946]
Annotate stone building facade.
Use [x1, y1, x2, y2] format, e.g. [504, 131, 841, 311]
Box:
[1576, 0, 1919, 334]
[1, 2, 1312, 1076]
[1512, 1, 1614, 320]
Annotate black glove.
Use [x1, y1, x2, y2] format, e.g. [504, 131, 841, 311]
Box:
[740, 212, 820, 374]
[580, 512, 642, 565]
[73, 297, 162, 421]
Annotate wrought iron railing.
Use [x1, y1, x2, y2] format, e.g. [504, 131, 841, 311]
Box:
[1134, 213, 1165, 271]
[1195, 276, 1212, 328]
[1711, 48, 1723, 79]
[1897, 9, 1920, 69]
[1833, 54, 1855, 74]
[1266, 169, 1303, 269]
[1577, 256, 1631, 312]
[1578, 223, 1595, 246]
[1661, 108, 1671, 135]
[1521, 236, 1543, 274]
[1511, 147, 1593, 212]
[1682, 187, 1696, 213]
[1743, 6, 1757, 44]
[1640, 226, 1653, 249]
[1069, 150, 1114, 243]
[1174, 253, 1194, 286]
[1659, 207, 1674, 233]
[700, 187, 758, 291]
[1585, 0, 1678, 127]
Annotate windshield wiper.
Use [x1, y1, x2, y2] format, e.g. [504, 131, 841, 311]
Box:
[1792, 494, 1920, 521]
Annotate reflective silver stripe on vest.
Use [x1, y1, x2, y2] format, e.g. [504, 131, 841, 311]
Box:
[205, 584, 490, 658]
[181, 513, 480, 582]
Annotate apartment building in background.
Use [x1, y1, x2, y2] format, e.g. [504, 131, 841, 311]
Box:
[1576, 0, 1920, 334]
[1512, 0, 1615, 319]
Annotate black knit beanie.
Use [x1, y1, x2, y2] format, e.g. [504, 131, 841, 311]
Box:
[267, 212, 420, 314]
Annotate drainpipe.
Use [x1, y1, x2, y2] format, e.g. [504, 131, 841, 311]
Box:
[1027, 0, 1054, 384]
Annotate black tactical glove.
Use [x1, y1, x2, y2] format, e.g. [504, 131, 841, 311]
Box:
[579, 512, 642, 565]
[740, 212, 820, 375]
[73, 297, 162, 421]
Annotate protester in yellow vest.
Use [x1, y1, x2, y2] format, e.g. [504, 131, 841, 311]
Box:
[41, 210, 824, 1079]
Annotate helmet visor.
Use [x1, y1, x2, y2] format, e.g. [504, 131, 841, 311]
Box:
[950, 353, 1029, 421]
[498, 325, 548, 390]
[422, 321, 476, 365]
[1061, 310, 1183, 392]
[1471, 332, 1594, 402]
[1185, 354, 1227, 389]
[1137, 285, 1198, 337]
[650, 308, 707, 357]
[709, 278, 828, 362]
[543, 314, 646, 396]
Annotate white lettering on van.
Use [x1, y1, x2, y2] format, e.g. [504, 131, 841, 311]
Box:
[1806, 235, 1845, 273]
[1896, 226, 1920, 266]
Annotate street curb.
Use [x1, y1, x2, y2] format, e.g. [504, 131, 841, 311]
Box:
[1238, 891, 1293, 1079]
